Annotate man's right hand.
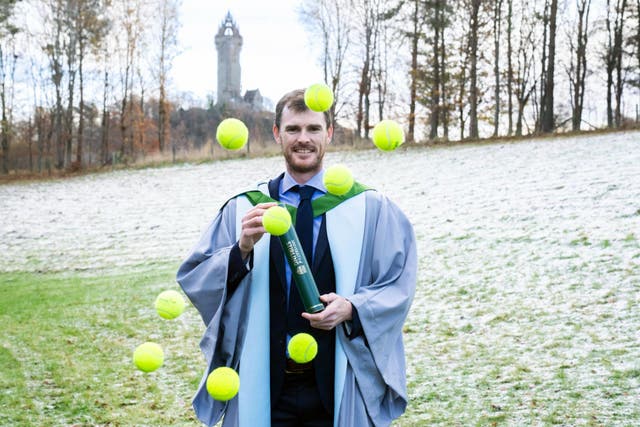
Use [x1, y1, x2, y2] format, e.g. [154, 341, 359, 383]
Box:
[238, 202, 277, 259]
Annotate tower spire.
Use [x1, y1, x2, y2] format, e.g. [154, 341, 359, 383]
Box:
[215, 12, 243, 105]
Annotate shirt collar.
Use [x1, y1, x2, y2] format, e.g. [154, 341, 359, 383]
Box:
[282, 170, 327, 195]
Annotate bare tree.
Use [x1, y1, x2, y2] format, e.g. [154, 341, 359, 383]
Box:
[424, 0, 451, 140]
[439, 6, 450, 140]
[515, 3, 537, 136]
[637, 0, 640, 84]
[299, 0, 351, 122]
[406, 0, 422, 142]
[373, 18, 390, 122]
[73, 0, 108, 169]
[605, 0, 629, 128]
[454, 26, 471, 140]
[156, 0, 180, 154]
[41, 0, 67, 169]
[540, 0, 558, 133]
[468, 0, 481, 139]
[567, 0, 591, 131]
[0, 0, 19, 174]
[100, 33, 110, 165]
[115, 0, 144, 162]
[506, 0, 514, 135]
[636, 0, 640, 92]
[63, 0, 78, 168]
[492, 0, 504, 137]
[352, 0, 381, 139]
[614, 0, 629, 127]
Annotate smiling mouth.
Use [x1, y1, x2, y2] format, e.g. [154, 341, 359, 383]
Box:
[293, 147, 315, 154]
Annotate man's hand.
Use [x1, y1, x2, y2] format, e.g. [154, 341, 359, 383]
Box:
[301, 293, 353, 330]
[238, 202, 277, 259]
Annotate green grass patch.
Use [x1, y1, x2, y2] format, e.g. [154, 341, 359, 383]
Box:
[0, 266, 203, 426]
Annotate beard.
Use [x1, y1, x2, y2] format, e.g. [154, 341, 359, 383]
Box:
[283, 143, 325, 175]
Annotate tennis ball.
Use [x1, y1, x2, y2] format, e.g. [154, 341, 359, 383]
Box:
[206, 367, 240, 401]
[216, 118, 249, 150]
[262, 205, 292, 236]
[371, 120, 405, 151]
[133, 342, 164, 373]
[154, 289, 185, 320]
[304, 83, 334, 112]
[323, 164, 354, 196]
[288, 333, 318, 364]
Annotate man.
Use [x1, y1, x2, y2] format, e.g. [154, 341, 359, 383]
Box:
[177, 89, 417, 427]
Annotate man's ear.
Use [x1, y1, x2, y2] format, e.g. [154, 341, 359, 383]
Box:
[272, 124, 281, 144]
[327, 125, 334, 143]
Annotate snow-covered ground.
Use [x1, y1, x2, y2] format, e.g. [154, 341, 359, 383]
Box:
[1, 131, 639, 424]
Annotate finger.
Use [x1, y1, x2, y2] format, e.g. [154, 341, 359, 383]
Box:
[255, 202, 278, 209]
[301, 311, 324, 322]
[319, 293, 337, 303]
[243, 202, 277, 220]
[242, 215, 266, 231]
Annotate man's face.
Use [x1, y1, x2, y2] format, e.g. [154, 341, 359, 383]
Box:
[274, 106, 333, 177]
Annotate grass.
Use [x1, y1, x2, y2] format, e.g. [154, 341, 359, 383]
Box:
[0, 266, 203, 426]
[2, 260, 638, 426]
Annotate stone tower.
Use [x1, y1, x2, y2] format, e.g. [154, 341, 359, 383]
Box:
[215, 12, 243, 105]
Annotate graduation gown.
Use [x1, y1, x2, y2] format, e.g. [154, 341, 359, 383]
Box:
[177, 180, 417, 427]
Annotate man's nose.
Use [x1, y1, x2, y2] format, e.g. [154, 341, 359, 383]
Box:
[298, 129, 312, 142]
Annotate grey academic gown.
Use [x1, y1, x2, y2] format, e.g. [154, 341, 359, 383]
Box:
[177, 183, 417, 427]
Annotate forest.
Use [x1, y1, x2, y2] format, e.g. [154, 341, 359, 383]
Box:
[0, 0, 639, 176]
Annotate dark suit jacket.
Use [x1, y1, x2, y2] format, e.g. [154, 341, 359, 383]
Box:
[267, 174, 336, 415]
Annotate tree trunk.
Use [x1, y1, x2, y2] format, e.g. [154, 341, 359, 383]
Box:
[458, 36, 469, 141]
[614, 0, 628, 127]
[541, 0, 558, 133]
[468, 0, 480, 139]
[77, 15, 85, 168]
[493, 0, 503, 137]
[440, 19, 449, 140]
[637, 0, 640, 81]
[430, 4, 441, 140]
[507, 0, 514, 135]
[407, 0, 419, 143]
[537, 0, 549, 132]
[48, 3, 65, 170]
[572, 0, 591, 131]
[606, 0, 615, 127]
[65, 36, 76, 168]
[101, 55, 110, 165]
[1, 87, 8, 174]
[157, 0, 178, 153]
[356, 2, 374, 139]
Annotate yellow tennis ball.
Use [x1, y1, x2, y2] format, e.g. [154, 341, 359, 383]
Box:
[206, 367, 240, 401]
[133, 342, 164, 373]
[304, 83, 334, 112]
[288, 333, 318, 364]
[262, 205, 292, 236]
[154, 289, 185, 320]
[216, 118, 249, 150]
[371, 120, 405, 151]
[323, 164, 354, 196]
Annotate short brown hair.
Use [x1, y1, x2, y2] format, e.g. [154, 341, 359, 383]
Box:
[274, 89, 333, 130]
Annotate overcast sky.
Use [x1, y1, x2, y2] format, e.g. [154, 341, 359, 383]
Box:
[171, 0, 323, 106]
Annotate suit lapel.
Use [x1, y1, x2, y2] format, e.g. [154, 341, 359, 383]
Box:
[268, 175, 287, 291]
[313, 215, 328, 273]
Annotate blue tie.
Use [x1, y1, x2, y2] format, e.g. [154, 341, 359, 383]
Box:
[287, 185, 314, 333]
[295, 185, 315, 263]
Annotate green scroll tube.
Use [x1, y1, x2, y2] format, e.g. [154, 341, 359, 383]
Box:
[278, 226, 325, 314]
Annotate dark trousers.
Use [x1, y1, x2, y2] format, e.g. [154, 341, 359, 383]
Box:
[272, 370, 332, 427]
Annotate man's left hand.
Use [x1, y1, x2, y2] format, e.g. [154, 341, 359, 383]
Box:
[301, 293, 353, 330]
